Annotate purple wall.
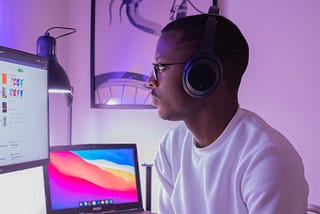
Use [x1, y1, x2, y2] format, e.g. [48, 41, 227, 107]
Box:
[0, 0, 319, 213]
[224, 0, 320, 204]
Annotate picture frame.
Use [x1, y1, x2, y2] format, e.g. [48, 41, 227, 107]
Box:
[90, 0, 163, 109]
[90, 0, 211, 109]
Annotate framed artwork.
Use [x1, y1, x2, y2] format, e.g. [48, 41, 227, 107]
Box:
[90, 0, 212, 109]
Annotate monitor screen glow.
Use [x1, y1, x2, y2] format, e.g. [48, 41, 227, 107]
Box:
[0, 45, 49, 174]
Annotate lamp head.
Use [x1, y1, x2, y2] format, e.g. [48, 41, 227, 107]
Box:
[36, 33, 71, 93]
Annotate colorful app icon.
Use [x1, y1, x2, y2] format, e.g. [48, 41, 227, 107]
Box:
[2, 73, 7, 84]
[2, 102, 7, 113]
[2, 87, 7, 98]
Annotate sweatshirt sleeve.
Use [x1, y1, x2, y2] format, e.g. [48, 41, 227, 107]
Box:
[241, 144, 309, 214]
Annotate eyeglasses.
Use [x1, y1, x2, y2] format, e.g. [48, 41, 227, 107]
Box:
[152, 62, 185, 80]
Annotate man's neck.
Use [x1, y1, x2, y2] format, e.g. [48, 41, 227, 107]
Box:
[185, 102, 238, 148]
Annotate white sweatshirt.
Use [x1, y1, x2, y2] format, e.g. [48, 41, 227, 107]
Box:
[154, 107, 308, 214]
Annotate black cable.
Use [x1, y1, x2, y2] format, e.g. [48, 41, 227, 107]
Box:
[187, 0, 204, 14]
[169, 0, 177, 20]
[45, 27, 77, 39]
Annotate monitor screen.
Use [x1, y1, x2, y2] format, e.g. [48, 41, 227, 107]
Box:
[0, 45, 49, 174]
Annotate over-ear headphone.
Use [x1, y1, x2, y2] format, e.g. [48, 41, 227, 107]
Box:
[182, 6, 223, 98]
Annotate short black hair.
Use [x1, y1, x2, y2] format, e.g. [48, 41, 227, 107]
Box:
[162, 14, 249, 92]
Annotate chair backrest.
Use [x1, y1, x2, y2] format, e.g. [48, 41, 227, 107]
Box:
[308, 204, 320, 214]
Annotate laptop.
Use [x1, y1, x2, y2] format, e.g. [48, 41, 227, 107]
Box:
[43, 144, 154, 214]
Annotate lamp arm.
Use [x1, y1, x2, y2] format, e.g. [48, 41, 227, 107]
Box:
[65, 87, 73, 145]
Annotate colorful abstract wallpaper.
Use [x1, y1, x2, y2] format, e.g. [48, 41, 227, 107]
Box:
[48, 148, 138, 210]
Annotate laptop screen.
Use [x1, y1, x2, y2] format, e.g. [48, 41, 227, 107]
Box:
[43, 144, 144, 214]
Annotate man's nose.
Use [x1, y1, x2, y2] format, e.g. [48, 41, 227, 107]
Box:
[146, 72, 158, 88]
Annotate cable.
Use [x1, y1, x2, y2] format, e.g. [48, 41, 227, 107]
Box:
[187, 0, 204, 14]
[45, 27, 77, 40]
[169, 0, 177, 20]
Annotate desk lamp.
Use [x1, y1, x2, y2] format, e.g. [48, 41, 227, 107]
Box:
[36, 27, 76, 145]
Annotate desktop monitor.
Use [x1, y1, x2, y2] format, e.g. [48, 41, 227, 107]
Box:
[0, 45, 49, 174]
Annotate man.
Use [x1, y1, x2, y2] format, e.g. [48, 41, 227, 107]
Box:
[146, 9, 309, 214]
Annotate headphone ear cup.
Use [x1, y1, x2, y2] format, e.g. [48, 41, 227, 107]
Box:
[182, 52, 222, 98]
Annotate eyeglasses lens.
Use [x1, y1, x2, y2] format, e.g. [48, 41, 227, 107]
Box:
[152, 64, 158, 80]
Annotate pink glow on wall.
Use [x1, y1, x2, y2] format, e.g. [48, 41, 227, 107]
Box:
[224, 0, 320, 204]
[0, 2, 14, 48]
[0, 1, 319, 213]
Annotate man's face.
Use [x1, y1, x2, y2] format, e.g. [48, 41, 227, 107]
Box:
[147, 30, 202, 121]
